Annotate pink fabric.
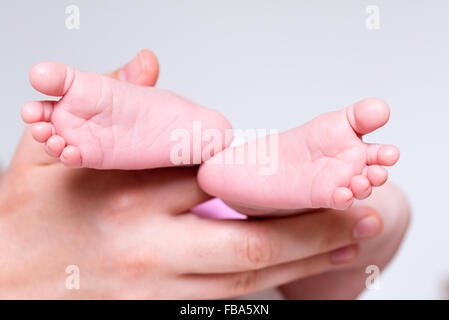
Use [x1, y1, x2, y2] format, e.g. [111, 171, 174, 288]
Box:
[191, 198, 247, 220]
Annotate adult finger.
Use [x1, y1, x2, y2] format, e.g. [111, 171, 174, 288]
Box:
[163, 206, 381, 274]
[179, 244, 358, 299]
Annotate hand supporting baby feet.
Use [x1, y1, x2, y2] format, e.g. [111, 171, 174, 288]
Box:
[21, 61, 232, 169]
[198, 98, 400, 211]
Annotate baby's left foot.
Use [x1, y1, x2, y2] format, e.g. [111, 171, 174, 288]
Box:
[21, 62, 231, 169]
[198, 98, 400, 211]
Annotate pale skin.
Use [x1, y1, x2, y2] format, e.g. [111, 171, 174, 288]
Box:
[21, 60, 232, 169]
[3, 51, 410, 299]
[0, 132, 379, 299]
[21, 61, 399, 211]
[198, 98, 400, 211]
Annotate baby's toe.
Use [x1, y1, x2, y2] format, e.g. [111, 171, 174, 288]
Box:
[367, 144, 400, 166]
[31, 122, 55, 143]
[332, 187, 354, 210]
[350, 175, 372, 200]
[346, 98, 390, 135]
[29, 62, 75, 97]
[21, 101, 54, 124]
[377, 145, 400, 166]
[45, 135, 66, 158]
[60, 146, 82, 168]
[366, 165, 388, 187]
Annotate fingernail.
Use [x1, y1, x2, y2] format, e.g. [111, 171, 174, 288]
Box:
[118, 53, 142, 82]
[353, 216, 380, 239]
[331, 245, 357, 263]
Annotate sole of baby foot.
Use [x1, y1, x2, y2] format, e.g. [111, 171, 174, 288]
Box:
[22, 61, 232, 169]
[197, 98, 399, 211]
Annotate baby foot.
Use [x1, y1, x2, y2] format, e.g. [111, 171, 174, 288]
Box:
[197, 98, 400, 210]
[21, 62, 231, 169]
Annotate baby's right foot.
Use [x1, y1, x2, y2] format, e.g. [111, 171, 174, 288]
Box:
[21, 62, 232, 169]
[198, 98, 400, 211]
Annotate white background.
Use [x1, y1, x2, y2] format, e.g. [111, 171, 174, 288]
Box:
[1, 0, 448, 299]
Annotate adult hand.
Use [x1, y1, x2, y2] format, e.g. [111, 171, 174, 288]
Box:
[0, 51, 382, 299]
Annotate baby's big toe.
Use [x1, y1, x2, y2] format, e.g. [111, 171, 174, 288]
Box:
[29, 62, 75, 97]
[347, 98, 390, 135]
